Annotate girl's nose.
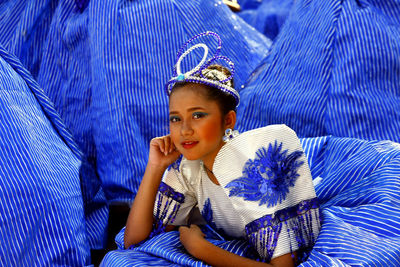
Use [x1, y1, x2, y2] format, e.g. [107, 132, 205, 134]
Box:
[181, 120, 194, 136]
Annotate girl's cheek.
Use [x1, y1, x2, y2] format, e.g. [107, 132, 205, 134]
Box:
[201, 121, 223, 141]
[169, 127, 179, 143]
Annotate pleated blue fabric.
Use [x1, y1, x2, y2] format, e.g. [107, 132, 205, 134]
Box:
[0, 0, 59, 78]
[101, 135, 400, 266]
[101, 229, 252, 267]
[237, 0, 294, 40]
[237, 0, 400, 143]
[300, 136, 400, 266]
[0, 45, 91, 265]
[37, 0, 109, 249]
[0, 0, 109, 249]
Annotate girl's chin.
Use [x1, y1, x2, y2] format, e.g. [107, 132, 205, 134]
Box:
[182, 155, 199, 161]
[179, 152, 201, 161]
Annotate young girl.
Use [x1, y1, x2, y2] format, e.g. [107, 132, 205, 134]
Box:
[123, 32, 320, 266]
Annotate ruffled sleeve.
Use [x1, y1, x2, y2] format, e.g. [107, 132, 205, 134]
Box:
[151, 157, 198, 236]
[213, 124, 321, 261]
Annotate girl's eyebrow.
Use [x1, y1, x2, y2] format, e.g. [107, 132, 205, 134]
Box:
[187, 107, 206, 112]
[169, 107, 206, 114]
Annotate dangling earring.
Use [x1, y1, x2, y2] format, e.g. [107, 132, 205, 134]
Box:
[223, 128, 239, 142]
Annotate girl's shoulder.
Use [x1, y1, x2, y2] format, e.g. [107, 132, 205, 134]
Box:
[213, 123, 316, 214]
[239, 124, 297, 139]
[215, 124, 301, 165]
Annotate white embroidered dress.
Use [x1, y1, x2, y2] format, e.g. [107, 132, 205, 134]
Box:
[154, 125, 320, 261]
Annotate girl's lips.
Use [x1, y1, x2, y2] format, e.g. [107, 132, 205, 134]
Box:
[181, 141, 198, 149]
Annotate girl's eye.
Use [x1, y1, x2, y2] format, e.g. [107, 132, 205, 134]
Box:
[193, 112, 207, 119]
[169, 116, 180, 123]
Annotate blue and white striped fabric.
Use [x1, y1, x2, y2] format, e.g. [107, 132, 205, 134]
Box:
[237, 0, 400, 143]
[0, 0, 58, 78]
[0, 44, 91, 265]
[102, 228, 253, 267]
[300, 136, 400, 266]
[37, 0, 109, 249]
[0, 0, 109, 249]
[101, 135, 400, 266]
[237, 0, 294, 40]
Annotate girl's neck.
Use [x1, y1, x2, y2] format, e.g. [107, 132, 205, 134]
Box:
[203, 162, 220, 185]
[201, 140, 225, 186]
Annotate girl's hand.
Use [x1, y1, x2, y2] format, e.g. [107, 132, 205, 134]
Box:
[148, 135, 181, 169]
[179, 224, 206, 256]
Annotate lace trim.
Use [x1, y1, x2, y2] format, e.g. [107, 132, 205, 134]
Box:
[245, 198, 320, 262]
[150, 182, 185, 238]
[158, 182, 185, 203]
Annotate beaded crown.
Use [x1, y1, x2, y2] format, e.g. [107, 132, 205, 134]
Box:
[165, 31, 240, 106]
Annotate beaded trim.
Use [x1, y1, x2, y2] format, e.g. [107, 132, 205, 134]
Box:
[151, 182, 185, 237]
[165, 31, 240, 106]
[245, 198, 320, 262]
[157, 182, 185, 204]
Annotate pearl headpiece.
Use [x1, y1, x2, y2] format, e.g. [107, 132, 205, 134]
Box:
[165, 31, 240, 106]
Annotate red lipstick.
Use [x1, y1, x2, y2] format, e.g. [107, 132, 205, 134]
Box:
[181, 141, 198, 149]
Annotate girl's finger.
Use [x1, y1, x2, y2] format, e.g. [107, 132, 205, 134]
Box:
[169, 138, 176, 153]
[163, 136, 171, 155]
[189, 224, 198, 229]
[154, 137, 165, 153]
[179, 225, 189, 234]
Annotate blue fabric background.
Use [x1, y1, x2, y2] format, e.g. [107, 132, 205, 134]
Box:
[0, 0, 109, 250]
[237, 0, 400, 143]
[37, 0, 109, 249]
[237, 0, 294, 40]
[0, 44, 91, 266]
[0, 0, 58, 78]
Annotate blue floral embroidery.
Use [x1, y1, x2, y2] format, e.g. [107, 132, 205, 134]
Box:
[225, 141, 304, 207]
[201, 198, 215, 227]
[167, 155, 183, 172]
[201, 198, 227, 240]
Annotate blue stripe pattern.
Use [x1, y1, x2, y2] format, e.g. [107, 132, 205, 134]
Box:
[326, 0, 400, 141]
[0, 0, 58, 78]
[2, 0, 400, 264]
[0, 44, 91, 265]
[102, 229, 252, 267]
[299, 136, 400, 266]
[237, 0, 400, 143]
[0, 0, 108, 250]
[37, 0, 108, 249]
[102, 136, 400, 266]
[237, 0, 294, 40]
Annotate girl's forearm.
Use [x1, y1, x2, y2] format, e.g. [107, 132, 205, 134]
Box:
[190, 238, 273, 267]
[190, 238, 295, 267]
[124, 164, 166, 248]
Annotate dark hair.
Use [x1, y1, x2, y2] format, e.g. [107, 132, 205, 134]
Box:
[170, 65, 237, 116]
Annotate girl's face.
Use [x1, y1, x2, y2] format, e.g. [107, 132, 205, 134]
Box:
[169, 84, 225, 167]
